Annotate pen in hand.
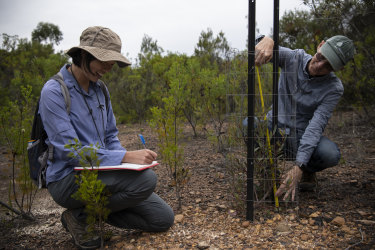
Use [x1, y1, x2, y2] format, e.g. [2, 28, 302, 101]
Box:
[138, 134, 156, 162]
[138, 134, 146, 149]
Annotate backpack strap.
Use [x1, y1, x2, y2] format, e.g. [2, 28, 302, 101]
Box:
[51, 72, 71, 115]
[46, 72, 71, 164]
[51, 73, 109, 114]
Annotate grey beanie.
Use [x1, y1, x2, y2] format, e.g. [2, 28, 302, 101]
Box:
[320, 35, 354, 71]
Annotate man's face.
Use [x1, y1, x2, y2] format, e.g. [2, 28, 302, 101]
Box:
[308, 52, 333, 76]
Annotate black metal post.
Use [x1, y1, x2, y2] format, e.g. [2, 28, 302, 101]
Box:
[272, 0, 279, 143]
[272, 0, 280, 206]
[247, 0, 256, 221]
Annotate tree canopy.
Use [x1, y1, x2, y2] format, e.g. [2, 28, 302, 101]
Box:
[1, 1, 374, 127]
[280, 0, 375, 113]
[31, 22, 63, 46]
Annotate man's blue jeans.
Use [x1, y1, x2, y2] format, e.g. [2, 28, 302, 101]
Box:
[283, 128, 341, 173]
[243, 117, 341, 173]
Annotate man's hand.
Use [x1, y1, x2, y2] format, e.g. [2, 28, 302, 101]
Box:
[255, 36, 274, 66]
[122, 149, 157, 165]
[275, 165, 303, 201]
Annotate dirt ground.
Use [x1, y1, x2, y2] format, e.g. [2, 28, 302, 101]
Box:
[0, 110, 374, 249]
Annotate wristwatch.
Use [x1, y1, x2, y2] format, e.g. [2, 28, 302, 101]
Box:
[296, 161, 307, 172]
[255, 35, 265, 44]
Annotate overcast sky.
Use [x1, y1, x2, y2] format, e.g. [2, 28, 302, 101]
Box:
[0, 0, 308, 62]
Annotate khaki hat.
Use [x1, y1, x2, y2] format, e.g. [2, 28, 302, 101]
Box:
[66, 26, 131, 67]
[320, 35, 354, 71]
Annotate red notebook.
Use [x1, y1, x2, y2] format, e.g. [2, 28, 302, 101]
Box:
[74, 161, 159, 171]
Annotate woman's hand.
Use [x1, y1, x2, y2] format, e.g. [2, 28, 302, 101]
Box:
[275, 165, 303, 201]
[122, 149, 157, 165]
[255, 36, 274, 66]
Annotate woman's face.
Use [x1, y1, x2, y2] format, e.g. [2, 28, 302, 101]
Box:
[85, 59, 115, 82]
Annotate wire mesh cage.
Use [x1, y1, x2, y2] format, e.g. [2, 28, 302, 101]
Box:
[223, 48, 299, 218]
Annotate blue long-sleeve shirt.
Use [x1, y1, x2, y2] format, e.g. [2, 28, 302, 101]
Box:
[268, 46, 344, 165]
[40, 64, 126, 185]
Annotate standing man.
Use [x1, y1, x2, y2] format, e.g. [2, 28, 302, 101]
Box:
[255, 35, 355, 201]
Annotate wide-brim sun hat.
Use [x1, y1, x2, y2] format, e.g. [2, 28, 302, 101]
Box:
[65, 26, 131, 67]
[320, 35, 354, 72]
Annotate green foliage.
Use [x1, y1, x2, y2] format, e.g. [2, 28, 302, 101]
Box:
[65, 139, 110, 247]
[0, 85, 37, 218]
[194, 28, 230, 70]
[0, 22, 66, 219]
[200, 68, 228, 152]
[0, 32, 68, 106]
[149, 59, 189, 211]
[104, 38, 172, 124]
[139, 34, 164, 62]
[279, 9, 322, 52]
[31, 22, 63, 46]
[165, 56, 206, 138]
[2, 9, 374, 219]
[280, 0, 375, 119]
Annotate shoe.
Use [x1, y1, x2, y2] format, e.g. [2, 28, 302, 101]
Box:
[61, 210, 101, 249]
[299, 171, 318, 192]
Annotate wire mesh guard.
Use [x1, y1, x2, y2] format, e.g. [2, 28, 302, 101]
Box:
[223, 49, 298, 218]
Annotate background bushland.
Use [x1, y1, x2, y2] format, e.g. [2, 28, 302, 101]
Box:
[0, 0, 374, 215]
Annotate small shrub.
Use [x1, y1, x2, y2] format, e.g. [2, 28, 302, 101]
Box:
[65, 139, 111, 248]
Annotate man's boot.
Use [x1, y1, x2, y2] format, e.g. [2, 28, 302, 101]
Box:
[299, 171, 318, 192]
